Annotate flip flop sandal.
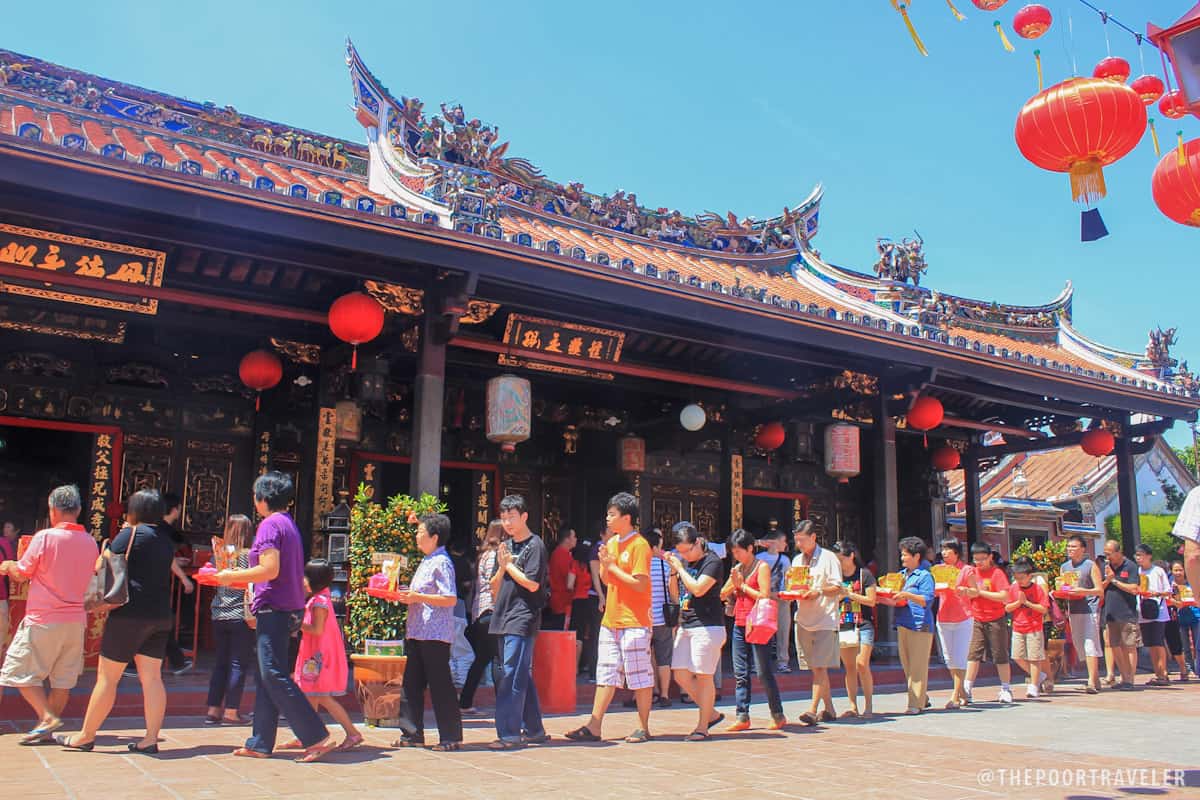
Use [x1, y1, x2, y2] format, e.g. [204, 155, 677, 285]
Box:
[430, 741, 462, 752]
[706, 712, 725, 730]
[624, 729, 652, 744]
[840, 709, 860, 719]
[54, 734, 94, 752]
[338, 733, 365, 751]
[204, 715, 222, 725]
[685, 731, 711, 742]
[820, 710, 837, 723]
[296, 739, 338, 763]
[797, 712, 818, 727]
[278, 738, 303, 750]
[489, 739, 522, 750]
[564, 726, 601, 742]
[232, 747, 270, 759]
[392, 735, 425, 748]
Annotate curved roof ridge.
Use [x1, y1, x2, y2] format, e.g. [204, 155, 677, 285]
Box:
[1059, 317, 1147, 364]
[789, 256, 912, 325]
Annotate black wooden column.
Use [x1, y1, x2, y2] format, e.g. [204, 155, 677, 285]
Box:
[1115, 423, 1142, 556]
[872, 393, 899, 569]
[410, 305, 446, 499]
[963, 451, 983, 550]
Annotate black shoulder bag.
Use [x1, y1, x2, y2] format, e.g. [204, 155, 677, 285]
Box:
[660, 560, 681, 628]
[85, 525, 137, 613]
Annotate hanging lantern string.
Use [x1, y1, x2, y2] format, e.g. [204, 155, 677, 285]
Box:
[1074, 0, 1156, 44]
[1160, 46, 1177, 94]
[1150, 118, 1161, 157]
[1137, 33, 1147, 75]
[1034, 49, 1044, 91]
[1101, 10, 1111, 57]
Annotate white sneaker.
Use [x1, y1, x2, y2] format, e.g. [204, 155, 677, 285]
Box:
[998, 687, 1014, 704]
[1026, 683, 1039, 699]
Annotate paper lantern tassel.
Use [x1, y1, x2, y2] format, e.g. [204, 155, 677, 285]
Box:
[1149, 119, 1161, 156]
[1180, 131, 1188, 167]
[893, 1, 929, 56]
[946, 0, 966, 21]
[1034, 50, 1043, 91]
[994, 21, 1015, 52]
[351, 345, 358, 371]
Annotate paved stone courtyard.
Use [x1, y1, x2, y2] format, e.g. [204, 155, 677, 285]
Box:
[2, 678, 1197, 800]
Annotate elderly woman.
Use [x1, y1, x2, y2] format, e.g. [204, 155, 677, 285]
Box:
[394, 513, 463, 752]
[57, 489, 176, 753]
[884, 536, 936, 716]
[219, 472, 335, 763]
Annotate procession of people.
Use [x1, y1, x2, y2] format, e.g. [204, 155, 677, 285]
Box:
[2, 481, 1199, 760]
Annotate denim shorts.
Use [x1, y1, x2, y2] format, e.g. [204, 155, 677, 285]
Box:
[839, 623, 875, 649]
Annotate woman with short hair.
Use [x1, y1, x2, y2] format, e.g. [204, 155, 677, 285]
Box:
[58, 489, 176, 753]
[885, 536, 935, 715]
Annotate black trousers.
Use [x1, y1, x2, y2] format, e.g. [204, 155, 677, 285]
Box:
[404, 638, 463, 744]
[459, 611, 498, 709]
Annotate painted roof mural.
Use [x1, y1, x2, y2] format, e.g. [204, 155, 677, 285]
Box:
[0, 43, 1196, 403]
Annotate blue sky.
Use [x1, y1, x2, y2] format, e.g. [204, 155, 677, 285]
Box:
[8, 1, 1198, 444]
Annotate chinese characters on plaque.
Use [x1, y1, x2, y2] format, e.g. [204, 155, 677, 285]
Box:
[89, 433, 116, 540]
[730, 454, 744, 531]
[474, 472, 492, 541]
[0, 224, 166, 315]
[313, 408, 337, 529]
[502, 314, 625, 363]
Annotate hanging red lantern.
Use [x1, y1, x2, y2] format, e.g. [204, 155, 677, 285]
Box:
[328, 291, 385, 369]
[1092, 56, 1131, 84]
[238, 349, 283, 411]
[1160, 89, 1189, 120]
[1130, 74, 1166, 105]
[754, 422, 786, 451]
[931, 445, 962, 471]
[1012, 4, 1052, 39]
[1080, 428, 1115, 457]
[971, 0, 1008, 9]
[1152, 137, 1200, 227]
[906, 395, 945, 432]
[1014, 78, 1146, 206]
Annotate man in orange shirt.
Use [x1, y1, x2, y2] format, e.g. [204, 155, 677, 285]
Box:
[565, 493, 654, 744]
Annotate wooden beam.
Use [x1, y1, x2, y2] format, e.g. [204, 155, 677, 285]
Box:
[1115, 422, 1142, 557]
[965, 419, 1172, 460]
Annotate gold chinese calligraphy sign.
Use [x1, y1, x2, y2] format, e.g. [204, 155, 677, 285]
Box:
[502, 314, 625, 363]
[0, 223, 166, 315]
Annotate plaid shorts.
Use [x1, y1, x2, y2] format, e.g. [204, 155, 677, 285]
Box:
[596, 626, 654, 690]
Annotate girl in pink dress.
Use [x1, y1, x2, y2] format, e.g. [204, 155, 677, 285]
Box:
[283, 560, 362, 750]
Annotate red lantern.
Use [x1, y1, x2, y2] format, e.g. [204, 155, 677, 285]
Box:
[1160, 89, 1189, 120]
[1152, 137, 1200, 227]
[931, 445, 962, 471]
[906, 395, 944, 432]
[328, 291, 385, 369]
[971, 0, 1008, 9]
[1093, 57, 1131, 84]
[239, 349, 283, 410]
[1013, 4, 1052, 39]
[1130, 74, 1166, 105]
[1080, 428, 1115, 457]
[1014, 78, 1147, 205]
[755, 422, 786, 451]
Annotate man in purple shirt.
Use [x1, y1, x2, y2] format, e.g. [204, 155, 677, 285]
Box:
[218, 472, 333, 763]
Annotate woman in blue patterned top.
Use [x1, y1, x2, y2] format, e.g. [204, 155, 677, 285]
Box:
[395, 513, 463, 751]
[891, 536, 936, 716]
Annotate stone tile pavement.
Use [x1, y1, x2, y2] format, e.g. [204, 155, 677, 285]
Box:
[2, 678, 1197, 800]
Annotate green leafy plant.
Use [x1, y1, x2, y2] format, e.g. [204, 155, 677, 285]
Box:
[344, 483, 447, 652]
[1011, 537, 1069, 640]
[1104, 513, 1182, 562]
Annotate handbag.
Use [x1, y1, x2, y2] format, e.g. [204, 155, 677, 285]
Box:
[84, 524, 137, 613]
[745, 597, 778, 644]
[659, 560, 680, 628]
[1140, 597, 1160, 619]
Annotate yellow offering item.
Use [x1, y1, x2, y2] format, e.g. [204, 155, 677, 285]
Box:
[383, 559, 403, 592]
[786, 565, 811, 590]
[930, 564, 960, 586]
[879, 573, 905, 592]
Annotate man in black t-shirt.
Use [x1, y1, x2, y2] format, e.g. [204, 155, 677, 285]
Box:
[488, 495, 549, 749]
[153, 493, 194, 676]
[1101, 539, 1141, 689]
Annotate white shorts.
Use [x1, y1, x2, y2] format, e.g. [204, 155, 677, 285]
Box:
[596, 626, 654, 690]
[936, 619, 973, 671]
[0, 618, 85, 690]
[671, 625, 726, 675]
[1069, 611, 1103, 658]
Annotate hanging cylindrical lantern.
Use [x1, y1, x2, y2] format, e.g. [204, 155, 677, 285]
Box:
[238, 349, 283, 411]
[328, 291, 385, 369]
[824, 424, 861, 483]
[1160, 89, 1189, 120]
[931, 445, 962, 471]
[1092, 56, 1131, 84]
[619, 435, 646, 473]
[754, 421, 786, 451]
[335, 398, 363, 443]
[485, 374, 532, 453]
[679, 403, 707, 432]
[1131, 74, 1166, 105]
[1152, 137, 1200, 227]
[1080, 428, 1115, 457]
[1014, 78, 1146, 206]
[906, 395, 945, 432]
[1012, 4, 1052, 39]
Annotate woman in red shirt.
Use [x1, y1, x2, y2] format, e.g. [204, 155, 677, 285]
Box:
[937, 539, 973, 709]
[720, 529, 785, 731]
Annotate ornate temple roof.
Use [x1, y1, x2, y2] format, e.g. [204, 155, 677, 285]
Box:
[1, 44, 1196, 403]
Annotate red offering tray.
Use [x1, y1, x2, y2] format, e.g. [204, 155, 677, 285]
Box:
[192, 570, 248, 590]
[1052, 588, 1086, 600]
[1180, 598, 1197, 607]
[875, 587, 908, 607]
[365, 586, 407, 602]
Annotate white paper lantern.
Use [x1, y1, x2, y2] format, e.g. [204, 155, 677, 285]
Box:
[679, 403, 706, 432]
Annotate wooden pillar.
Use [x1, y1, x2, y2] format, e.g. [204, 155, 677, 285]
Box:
[872, 394, 899, 570]
[410, 307, 446, 499]
[963, 454, 983, 551]
[1115, 426, 1141, 557]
